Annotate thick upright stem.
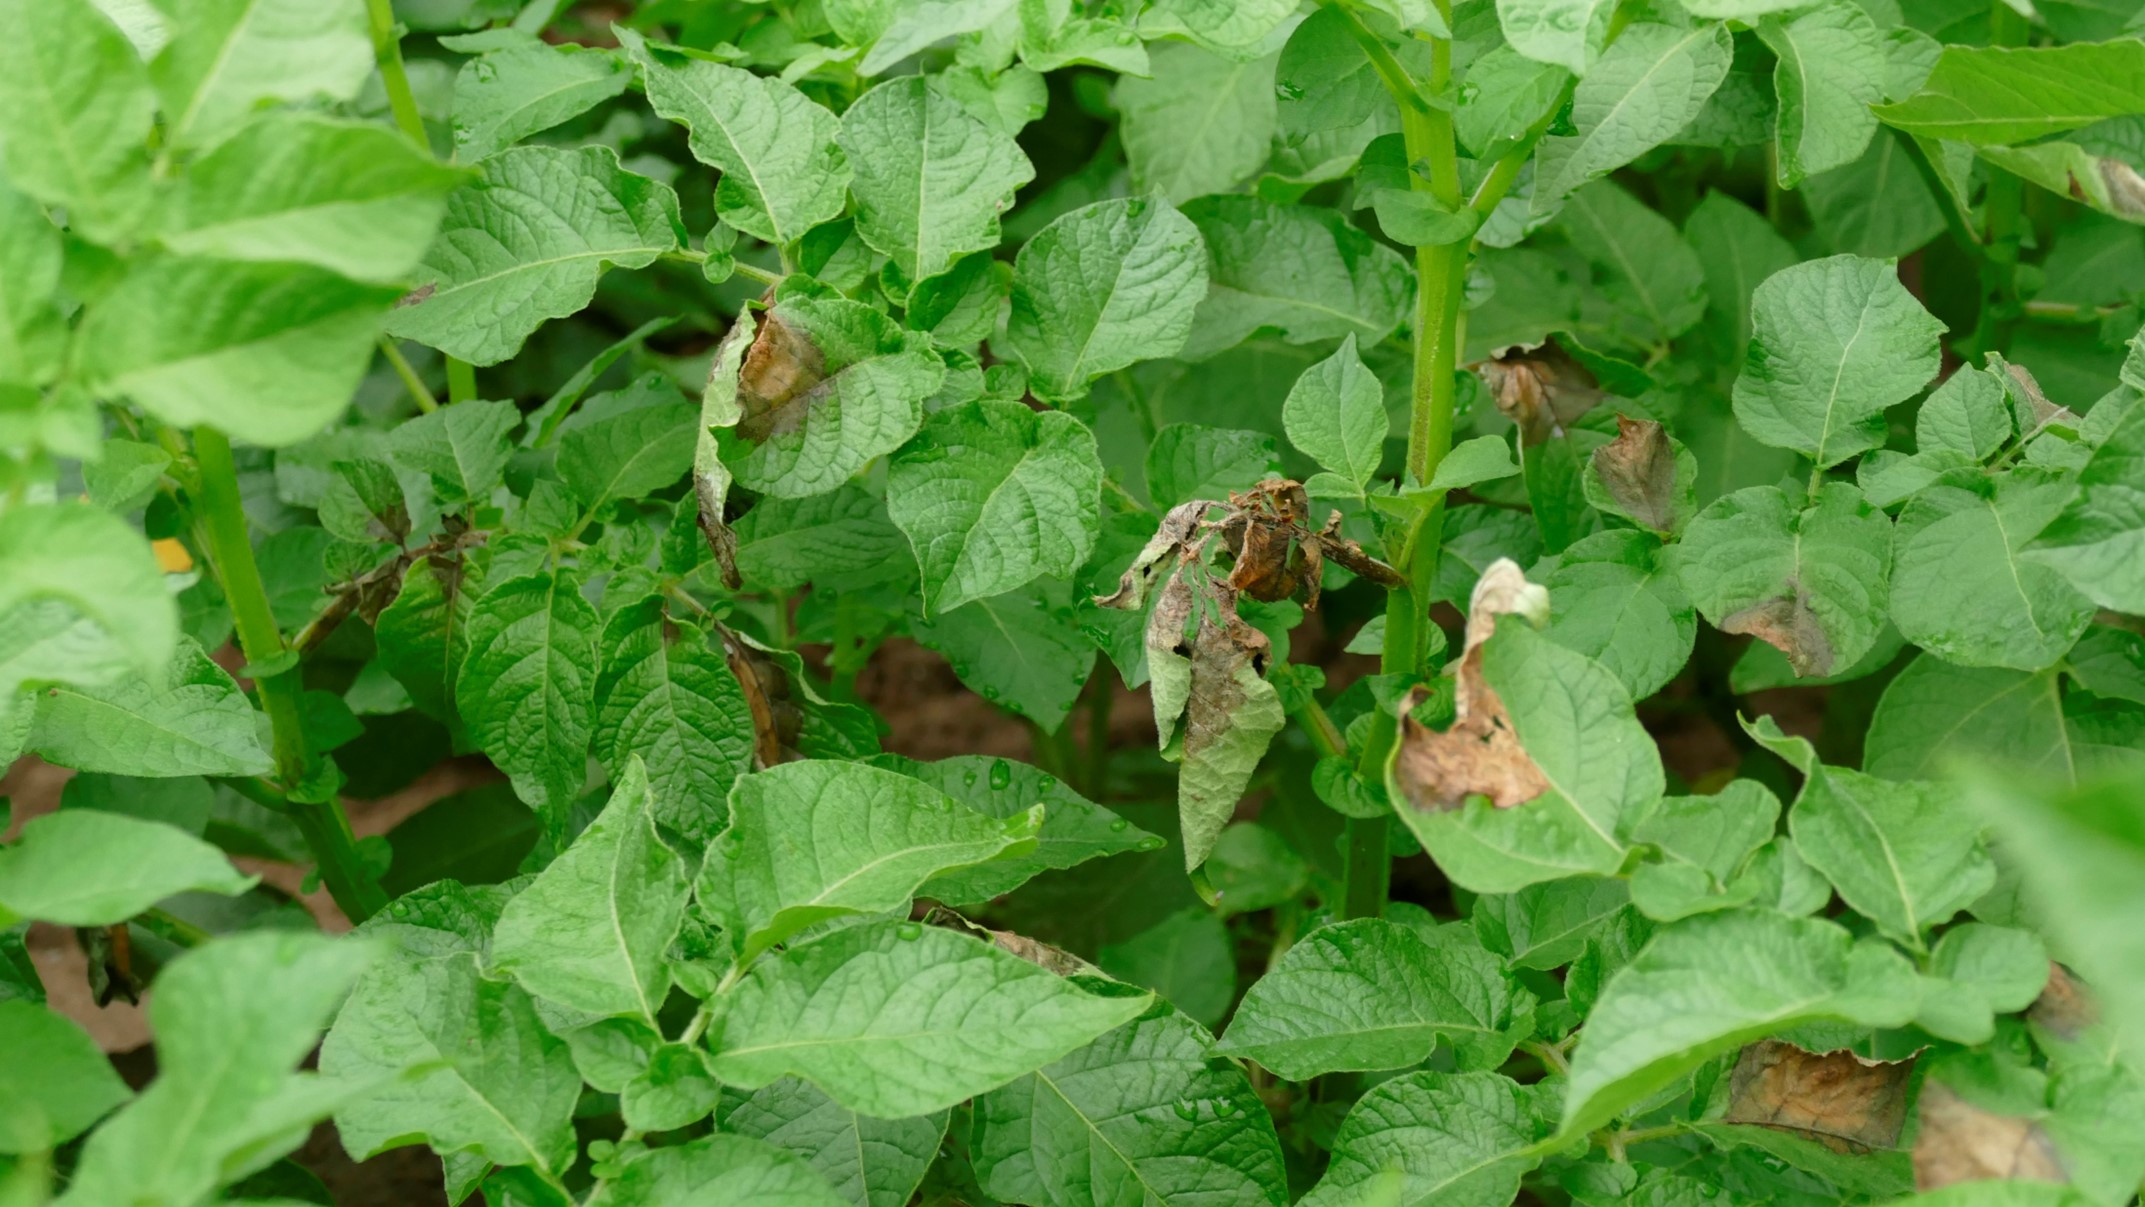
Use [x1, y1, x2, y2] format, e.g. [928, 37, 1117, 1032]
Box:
[1971, 3, 2030, 360]
[445, 356, 479, 404]
[193, 428, 387, 923]
[363, 0, 428, 147]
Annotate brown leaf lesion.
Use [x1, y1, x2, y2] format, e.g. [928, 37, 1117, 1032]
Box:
[1723, 1040, 1913, 1154]
[1722, 583, 1837, 678]
[734, 309, 831, 442]
[1477, 341, 1609, 446]
[1096, 480, 1401, 617]
[1912, 1081, 2068, 1190]
[1390, 558, 1552, 813]
[1590, 414, 1681, 533]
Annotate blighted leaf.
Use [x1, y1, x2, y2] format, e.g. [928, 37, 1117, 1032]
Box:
[1586, 416, 1693, 535]
[1391, 560, 1554, 813]
[1478, 341, 1609, 446]
[719, 291, 944, 499]
[887, 399, 1102, 614]
[1733, 255, 1945, 468]
[1676, 483, 1892, 678]
[385, 145, 683, 366]
[1912, 1081, 2066, 1189]
[491, 759, 688, 1025]
[1004, 197, 1208, 403]
[1724, 1040, 1912, 1153]
[1216, 919, 1531, 1079]
[618, 29, 848, 246]
[707, 920, 1150, 1118]
[1169, 594, 1286, 872]
[697, 759, 1042, 963]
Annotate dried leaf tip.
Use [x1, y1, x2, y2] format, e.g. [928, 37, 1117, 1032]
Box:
[1391, 558, 1550, 814]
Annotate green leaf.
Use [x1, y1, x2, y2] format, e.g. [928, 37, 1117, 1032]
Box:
[1496, 0, 1616, 74]
[452, 41, 632, 161]
[720, 291, 945, 499]
[149, 0, 371, 151]
[1626, 780, 1782, 920]
[1747, 717, 1995, 948]
[320, 949, 580, 1176]
[594, 598, 755, 849]
[722, 1078, 946, 1207]
[386, 398, 518, 508]
[1874, 40, 2145, 145]
[604, 1133, 849, 1207]
[60, 933, 374, 1206]
[1181, 195, 1413, 362]
[0, 1001, 130, 1152]
[0, 502, 177, 700]
[732, 486, 910, 594]
[1684, 191, 1798, 353]
[871, 754, 1157, 905]
[1004, 197, 1208, 403]
[1458, 47, 1572, 157]
[1759, 2, 1888, 188]
[0, 175, 67, 388]
[492, 759, 687, 1025]
[1805, 133, 1949, 261]
[1560, 909, 1920, 1137]
[157, 114, 463, 283]
[1429, 435, 1521, 493]
[28, 635, 273, 778]
[1541, 529, 1696, 701]
[0, 0, 154, 238]
[888, 398, 1103, 614]
[618, 29, 848, 246]
[1919, 363, 2016, 460]
[1864, 655, 2125, 782]
[376, 554, 475, 720]
[1556, 181, 1708, 349]
[622, 1044, 720, 1132]
[1732, 255, 1945, 468]
[1397, 623, 1659, 893]
[2023, 398, 2145, 614]
[0, 810, 254, 926]
[909, 585, 1096, 730]
[385, 145, 682, 366]
[699, 760, 1040, 962]
[826, 0, 1021, 76]
[1298, 1071, 1554, 1207]
[1097, 908, 1235, 1030]
[1118, 43, 1278, 205]
[1475, 875, 1631, 970]
[1535, 24, 1733, 210]
[80, 257, 403, 448]
[1217, 919, 1530, 1078]
[1913, 922, 2048, 1044]
[1675, 483, 1893, 679]
[1960, 767, 2145, 1067]
[975, 999, 1290, 1207]
[1282, 336, 1389, 492]
[2068, 624, 2145, 706]
[708, 920, 1151, 1118]
[456, 570, 599, 816]
[1892, 471, 2097, 671]
[1145, 424, 1282, 508]
[556, 374, 696, 512]
[1139, 0, 1296, 60]
[838, 75, 1033, 282]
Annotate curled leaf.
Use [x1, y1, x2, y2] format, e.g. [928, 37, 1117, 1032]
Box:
[1912, 1082, 2066, 1190]
[1589, 415, 1681, 534]
[1724, 1040, 1912, 1154]
[1477, 342, 1607, 445]
[1392, 559, 1552, 812]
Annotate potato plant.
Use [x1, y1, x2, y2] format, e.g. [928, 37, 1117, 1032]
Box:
[3, 0, 2145, 1205]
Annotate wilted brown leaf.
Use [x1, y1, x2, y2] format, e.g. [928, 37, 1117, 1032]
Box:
[1724, 1040, 1912, 1153]
[1391, 559, 1552, 812]
[924, 907, 1096, 977]
[717, 628, 788, 769]
[1590, 415, 1680, 533]
[1721, 585, 1836, 678]
[1478, 342, 1606, 445]
[735, 309, 830, 442]
[1912, 1082, 2067, 1190]
[1095, 499, 1217, 611]
[2029, 964, 2098, 1041]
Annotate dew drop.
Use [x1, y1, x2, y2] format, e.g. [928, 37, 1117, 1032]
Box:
[1275, 81, 1305, 101]
[1171, 1100, 1199, 1121]
[896, 922, 922, 940]
[1139, 837, 1165, 852]
[989, 759, 1013, 790]
[1108, 818, 1130, 832]
[963, 769, 979, 787]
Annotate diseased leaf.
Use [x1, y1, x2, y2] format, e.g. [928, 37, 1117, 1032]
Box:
[839, 75, 1033, 281]
[619, 29, 847, 245]
[707, 920, 1150, 1118]
[696, 759, 1041, 962]
[385, 145, 683, 366]
[1676, 483, 1893, 679]
[1217, 919, 1530, 1079]
[1912, 1081, 2066, 1189]
[974, 999, 1290, 1207]
[1732, 255, 1945, 468]
[492, 759, 689, 1025]
[1004, 197, 1208, 403]
[1723, 1040, 1912, 1153]
[1586, 416, 1694, 535]
[888, 398, 1102, 614]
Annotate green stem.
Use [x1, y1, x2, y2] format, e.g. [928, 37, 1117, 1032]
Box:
[136, 907, 211, 947]
[1084, 674, 1113, 800]
[445, 356, 478, 404]
[1971, 2, 2031, 360]
[1340, 816, 1392, 920]
[1287, 692, 1348, 762]
[363, 0, 428, 147]
[192, 428, 387, 923]
[378, 337, 437, 413]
